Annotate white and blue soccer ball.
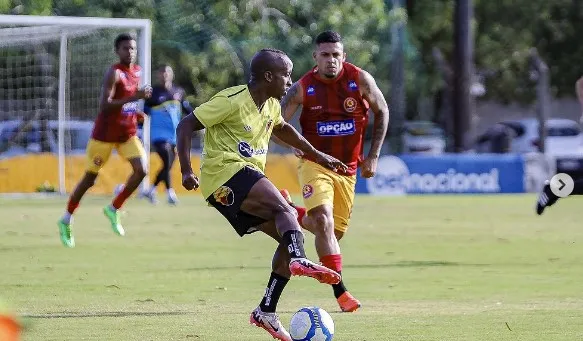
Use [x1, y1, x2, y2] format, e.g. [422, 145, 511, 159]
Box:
[289, 306, 334, 341]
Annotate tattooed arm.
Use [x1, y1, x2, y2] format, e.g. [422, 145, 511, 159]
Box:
[359, 69, 389, 178]
[281, 81, 304, 121]
[271, 82, 304, 149]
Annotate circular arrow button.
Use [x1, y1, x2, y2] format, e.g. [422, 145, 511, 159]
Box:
[550, 173, 574, 198]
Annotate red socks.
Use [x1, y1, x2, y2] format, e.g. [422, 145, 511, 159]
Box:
[67, 199, 79, 215]
[112, 187, 132, 209]
[67, 185, 133, 214]
[294, 205, 306, 228]
[320, 254, 342, 273]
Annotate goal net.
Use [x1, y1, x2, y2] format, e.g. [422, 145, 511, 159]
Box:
[0, 15, 151, 196]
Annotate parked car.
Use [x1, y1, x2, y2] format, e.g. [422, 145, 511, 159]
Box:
[473, 123, 515, 154]
[477, 118, 583, 178]
[402, 121, 446, 154]
[0, 119, 203, 159]
[0, 120, 93, 159]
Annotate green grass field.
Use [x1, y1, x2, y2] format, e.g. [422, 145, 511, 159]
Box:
[2, 194, 583, 341]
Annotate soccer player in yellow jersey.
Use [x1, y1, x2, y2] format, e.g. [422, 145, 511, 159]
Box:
[177, 48, 347, 341]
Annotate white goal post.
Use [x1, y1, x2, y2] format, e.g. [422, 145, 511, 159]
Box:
[0, 15, 152, 195]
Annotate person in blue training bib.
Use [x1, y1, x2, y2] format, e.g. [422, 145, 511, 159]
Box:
[142, 64, 193, 205]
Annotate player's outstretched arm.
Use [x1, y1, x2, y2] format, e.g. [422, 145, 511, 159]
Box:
[271, 81, 304, 149]
[272, 121, 347, 173]
[176, 113, 205, 190]
[359, 70, 390, 178]
[99, 67, 152, 112]
[180, 89, 194, 116]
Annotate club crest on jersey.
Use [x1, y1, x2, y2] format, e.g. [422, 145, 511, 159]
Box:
[266, 119, 274, 131]
[317, 119, 356, 136]
[302, 185, 314, 199]
[302, 184, 314, 199]
[348, 80, 358, 91]
[213, 186, 234, 206]
[93, 156, 103, 166]
[343, 97, 357, 112]
[306, 85, 316, 96]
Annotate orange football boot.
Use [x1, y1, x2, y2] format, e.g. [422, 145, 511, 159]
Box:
[337, 292, 361, 312]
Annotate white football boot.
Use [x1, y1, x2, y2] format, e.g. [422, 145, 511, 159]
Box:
[250, 307, 292, 341]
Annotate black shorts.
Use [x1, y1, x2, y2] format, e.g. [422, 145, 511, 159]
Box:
[207, 166, 268, 237]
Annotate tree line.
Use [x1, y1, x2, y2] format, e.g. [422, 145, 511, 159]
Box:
[2, 0, 583, 115]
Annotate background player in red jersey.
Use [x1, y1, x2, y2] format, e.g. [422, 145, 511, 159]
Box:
[57, 33, 152, 248]
[277, 30, 390, 312]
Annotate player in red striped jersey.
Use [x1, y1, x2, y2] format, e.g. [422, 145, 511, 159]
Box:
[57, 33, 152, 248]
[277, 30, 389, 312]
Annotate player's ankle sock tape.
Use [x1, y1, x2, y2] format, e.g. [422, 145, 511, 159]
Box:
[320, 254, 342, 273]
[259, 272, 289, 313]
[332, 271, 348, 298]
[282, 230, 306, 258]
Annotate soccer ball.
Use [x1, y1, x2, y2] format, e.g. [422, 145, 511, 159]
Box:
[289, 307, 334, 341]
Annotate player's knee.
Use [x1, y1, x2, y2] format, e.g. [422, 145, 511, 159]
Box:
[313, 213, 334, 237]
[301, 215, 315, 233]
[272, 199, 298, 219]
[136, 169, 147, 180]
[282, 205, 299, 223]
[133, 164, 147, 179]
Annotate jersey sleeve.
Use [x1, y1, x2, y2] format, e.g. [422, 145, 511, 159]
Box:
[194, 95, 232, 128]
